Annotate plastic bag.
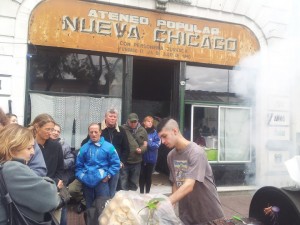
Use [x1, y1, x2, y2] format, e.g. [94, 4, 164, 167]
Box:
[98, 190, 182, 225]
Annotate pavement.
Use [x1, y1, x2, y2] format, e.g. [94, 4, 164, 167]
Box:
[67, 172, 256, 224]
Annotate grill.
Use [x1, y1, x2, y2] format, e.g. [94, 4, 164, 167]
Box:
[249, 186, 300, 225]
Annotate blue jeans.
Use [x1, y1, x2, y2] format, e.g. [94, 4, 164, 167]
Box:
[108, 172, 119, 198]
[83, 181, 110, 208]
[119, 163, 141, 191]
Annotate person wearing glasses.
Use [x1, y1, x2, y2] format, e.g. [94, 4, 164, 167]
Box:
[120, 113, 148, 191]
[29, 114, 64, 185]
[28, 113, 65, 221]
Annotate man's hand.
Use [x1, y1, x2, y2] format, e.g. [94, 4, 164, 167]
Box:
[102, 175, 110, 183]
[136, 148, 142, 154]
[57, 179, 64, 190]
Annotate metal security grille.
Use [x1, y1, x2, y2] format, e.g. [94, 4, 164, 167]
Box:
[30, 93, 122, 150]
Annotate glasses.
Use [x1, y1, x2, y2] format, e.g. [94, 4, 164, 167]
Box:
[44, 128, 54, 132]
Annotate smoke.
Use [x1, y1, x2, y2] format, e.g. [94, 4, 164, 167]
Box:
[231, 0, 300, 188]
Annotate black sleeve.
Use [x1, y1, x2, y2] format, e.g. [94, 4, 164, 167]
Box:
[81, 134, 89, 147]
[55, 143, 65, 183]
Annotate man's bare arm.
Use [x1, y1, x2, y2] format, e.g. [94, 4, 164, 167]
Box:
[172, 182, 178, 194]
[169, 178, 195, 205]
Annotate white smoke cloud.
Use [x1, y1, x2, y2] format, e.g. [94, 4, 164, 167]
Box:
[231, 0, 300, 188]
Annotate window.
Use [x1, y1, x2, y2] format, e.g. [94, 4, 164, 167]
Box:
[219, 106, 251, 162]
[26, 46, 124, 149]
[29, 46, 123, 97]
[185, 65, 252, 163]
[185, 65, 249, 104]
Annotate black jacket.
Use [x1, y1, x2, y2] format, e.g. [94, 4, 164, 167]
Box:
[39, 139, 64, 184]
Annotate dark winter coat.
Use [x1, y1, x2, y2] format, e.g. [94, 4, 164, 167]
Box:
[39, 139, 64, 184]
[122, 122, 148, 164]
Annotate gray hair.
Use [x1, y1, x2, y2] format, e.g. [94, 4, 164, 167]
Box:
[105, 108, 119, 116]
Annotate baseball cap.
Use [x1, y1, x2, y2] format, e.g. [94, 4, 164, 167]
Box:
[128, 113, 139, 122]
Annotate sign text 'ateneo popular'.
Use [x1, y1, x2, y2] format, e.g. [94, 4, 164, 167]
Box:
[29, 1, 259, 66]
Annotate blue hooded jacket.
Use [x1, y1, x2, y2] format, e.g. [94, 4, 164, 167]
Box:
[75, 137, 120, 188]
[143, 128, 160, 164]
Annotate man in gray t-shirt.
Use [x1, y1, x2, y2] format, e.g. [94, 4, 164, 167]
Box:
[157, 118, 224, 225]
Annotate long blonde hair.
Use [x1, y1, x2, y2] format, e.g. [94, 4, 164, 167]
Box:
[0, 124, 34, 163]
[28, 113, 55, 137]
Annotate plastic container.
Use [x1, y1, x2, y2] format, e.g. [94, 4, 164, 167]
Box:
[205, 149, 218, 161]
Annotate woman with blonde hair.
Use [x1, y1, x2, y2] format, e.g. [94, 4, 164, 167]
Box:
[29, 113, 66, 221]
[0, 124, 61, 224]
[28, 113, 64, 187]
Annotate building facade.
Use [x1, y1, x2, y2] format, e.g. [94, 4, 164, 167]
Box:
[0, 0, 299, 189]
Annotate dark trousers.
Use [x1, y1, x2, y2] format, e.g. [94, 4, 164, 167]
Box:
[119, 163, 141, 191]
[83, 182, 110, 208]
[139, 162, 155, 193]
[108, 172, 119, 198]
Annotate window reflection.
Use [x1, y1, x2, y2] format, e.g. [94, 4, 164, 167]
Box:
[185, 65, 248, 104]
[185, 65, 252, 162]
[192, 106, 218, 161]
[29, 47, 123, 97]
[186, 66, 228, 92]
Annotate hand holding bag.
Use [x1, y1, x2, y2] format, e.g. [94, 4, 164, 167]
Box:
[0, 164, 59, 225]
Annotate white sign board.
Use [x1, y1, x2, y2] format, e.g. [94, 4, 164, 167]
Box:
[267, 111, 289, 126]
[268, 126, 290, 140]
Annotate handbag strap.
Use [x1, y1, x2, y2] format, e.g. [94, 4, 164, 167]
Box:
[0, 163, 14, 224]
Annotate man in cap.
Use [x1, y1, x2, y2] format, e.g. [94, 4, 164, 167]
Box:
[120, 113, 148, 190]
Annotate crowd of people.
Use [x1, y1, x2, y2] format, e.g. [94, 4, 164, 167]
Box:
[0, 107, 228, 225]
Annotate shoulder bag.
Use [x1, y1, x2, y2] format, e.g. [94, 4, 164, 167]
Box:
[0, 163, 59, 225]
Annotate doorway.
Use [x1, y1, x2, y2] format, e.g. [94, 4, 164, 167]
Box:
[132, 58, 177, 176]
[132, 58, 176, 120]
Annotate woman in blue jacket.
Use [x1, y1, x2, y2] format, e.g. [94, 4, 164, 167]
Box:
[139, 116, 161, 193]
